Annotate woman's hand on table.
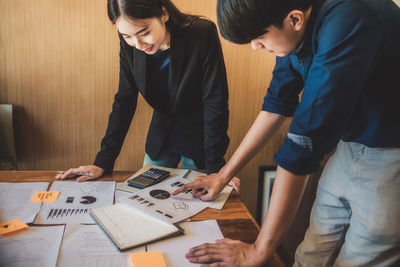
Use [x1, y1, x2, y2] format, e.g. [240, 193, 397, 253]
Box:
[55, 165, 105, 182]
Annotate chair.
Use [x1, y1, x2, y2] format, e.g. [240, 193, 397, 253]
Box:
[0, 104, 17, 170]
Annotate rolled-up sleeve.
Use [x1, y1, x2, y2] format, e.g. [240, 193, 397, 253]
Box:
[262, 56, 303, 117]
[265, 2, 382, 175]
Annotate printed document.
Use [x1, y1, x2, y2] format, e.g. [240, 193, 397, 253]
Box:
[0, 225, 64, 267]
[34, 181, 115, 224]
[57, 224, 145, 267]
[118, 165, 233, 210]
[119, 177, 209, 224]
[0, 182, 49, 223]
[147, 220, 224, 267]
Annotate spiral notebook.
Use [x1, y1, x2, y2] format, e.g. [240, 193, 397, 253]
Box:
[91, 203, 183, 251]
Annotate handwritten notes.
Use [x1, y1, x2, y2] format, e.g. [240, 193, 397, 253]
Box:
[130, 251, 167, 267]
[31, 191, 60, 203]
[0, 219, 28, 235]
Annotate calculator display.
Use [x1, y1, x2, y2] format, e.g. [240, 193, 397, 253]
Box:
[130, 177, 152, 186]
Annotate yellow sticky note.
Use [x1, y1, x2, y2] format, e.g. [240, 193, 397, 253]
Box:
[0, 219, 29, 235]
[130, 251, 167, 267]
[31, 191, 60, 203]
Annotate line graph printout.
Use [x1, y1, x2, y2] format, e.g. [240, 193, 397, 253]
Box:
[119, 177, 209, 223]
[34, 181, 115, 224]
[0, 182, 49, 223]
[0, 225, 65, 267]
[57, 224, 145, 267]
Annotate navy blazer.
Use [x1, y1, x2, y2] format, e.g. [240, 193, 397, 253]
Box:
[94, 18, 230, 174]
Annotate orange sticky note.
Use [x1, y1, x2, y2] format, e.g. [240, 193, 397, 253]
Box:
[0, 219, 29, 235]
[130, 251, 167, 267]
[31, 191, 60, 203]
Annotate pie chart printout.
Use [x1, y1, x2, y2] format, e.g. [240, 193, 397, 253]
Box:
[80, 196, 97, 204]
[149, 190, 171, 200]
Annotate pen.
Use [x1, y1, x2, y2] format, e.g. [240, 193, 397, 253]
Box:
[57, 171, 94, 177]
[182, 169, 192, 178]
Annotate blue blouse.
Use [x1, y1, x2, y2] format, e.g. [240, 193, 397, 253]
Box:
[146, 48, 190, 157]
[147, 48, 171, 102]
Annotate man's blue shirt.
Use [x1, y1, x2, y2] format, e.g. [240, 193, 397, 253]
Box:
[262, 0, 400, 174]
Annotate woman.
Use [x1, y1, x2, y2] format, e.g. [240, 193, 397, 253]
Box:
[56, 0, 231, 183]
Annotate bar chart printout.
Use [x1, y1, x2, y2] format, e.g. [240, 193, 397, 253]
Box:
[34, 181, 115, 224]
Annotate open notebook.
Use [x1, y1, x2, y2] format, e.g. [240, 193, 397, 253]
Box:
[91, 203, 184, 251]
[91, 176, 210, 251]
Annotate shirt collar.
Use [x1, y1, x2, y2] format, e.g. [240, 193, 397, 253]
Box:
[295, 4, 319, 54]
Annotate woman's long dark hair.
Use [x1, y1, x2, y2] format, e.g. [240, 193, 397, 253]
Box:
[107, 0, 197, 28]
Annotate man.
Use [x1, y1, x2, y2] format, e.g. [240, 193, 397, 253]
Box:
[173, 0, 400, 266]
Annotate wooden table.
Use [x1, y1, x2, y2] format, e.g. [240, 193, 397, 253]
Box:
[0, 171, 285, 266]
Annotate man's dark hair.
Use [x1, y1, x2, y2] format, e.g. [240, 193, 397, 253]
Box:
[217, 0, 313, 44]
[107, 0, 197, 29]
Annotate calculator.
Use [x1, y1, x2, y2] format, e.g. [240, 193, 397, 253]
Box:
[127, 168, 171, 189]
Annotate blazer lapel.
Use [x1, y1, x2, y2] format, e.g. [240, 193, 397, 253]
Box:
[133, 49, 148, 98]
[168, 28, 185, 111]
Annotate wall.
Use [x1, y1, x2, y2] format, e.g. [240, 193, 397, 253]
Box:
[0, 0, 289, 215]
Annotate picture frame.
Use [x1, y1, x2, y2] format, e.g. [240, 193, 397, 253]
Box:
[256, 165, 277, 225]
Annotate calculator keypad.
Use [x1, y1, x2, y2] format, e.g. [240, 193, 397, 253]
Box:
[127, 168, 171, 189]
[141, 168, 170, 180]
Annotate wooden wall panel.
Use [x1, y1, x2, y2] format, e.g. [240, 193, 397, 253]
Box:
[0, 0, 289, 215]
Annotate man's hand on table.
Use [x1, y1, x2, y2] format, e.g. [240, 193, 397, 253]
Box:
[185, 238, 270, 267]
[228, 177, 240, 194]
[172, 173, 240, 201]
